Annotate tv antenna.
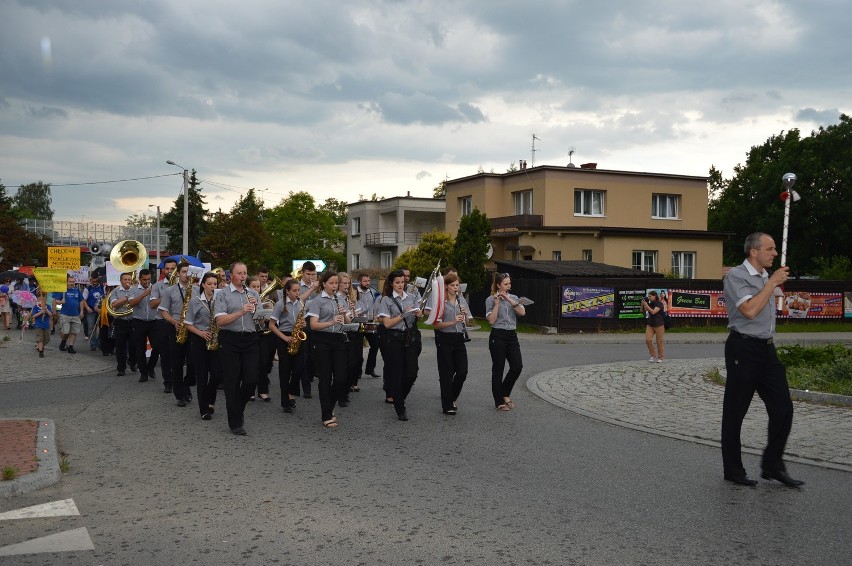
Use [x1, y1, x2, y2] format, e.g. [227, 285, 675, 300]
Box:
[531, 134, 541, 167]
[567, 147, 576, 167]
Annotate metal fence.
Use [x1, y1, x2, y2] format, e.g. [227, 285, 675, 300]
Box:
[23, 219, 161, 251]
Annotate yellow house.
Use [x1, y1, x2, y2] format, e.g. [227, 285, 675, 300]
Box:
[444, 164, 728, 279]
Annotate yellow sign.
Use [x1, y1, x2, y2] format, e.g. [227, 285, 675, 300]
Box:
[47, 246, 81, 270]
[33, 268, 70, 293]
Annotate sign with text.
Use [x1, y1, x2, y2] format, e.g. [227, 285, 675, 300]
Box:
[292, 259, 327, 274]
[667, 289, 727, 318]
[69, 267, 90, 284]
[779, 292, 843, 319]
[845, 292, 852, 319]
[47, 246, 81, 270]
[561, 286, 615, 318]
[617, 290, 646, 319]
[33, 268, 69, 293]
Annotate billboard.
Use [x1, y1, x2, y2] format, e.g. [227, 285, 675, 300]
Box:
[561, 286, 614, 318]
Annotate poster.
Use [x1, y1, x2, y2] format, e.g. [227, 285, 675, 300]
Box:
[779, 292, 843, 318]
[845, 292, 852, 319]
[32, 268, 69, 293]
[561, 286, 614, 318]
[617, 290, 646, 319]
[667, 289, 728, 318]
[47, 246, 81, 270]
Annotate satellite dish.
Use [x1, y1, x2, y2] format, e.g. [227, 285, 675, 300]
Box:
[90, 243, 102, 255]
[485, 244, 493, 259]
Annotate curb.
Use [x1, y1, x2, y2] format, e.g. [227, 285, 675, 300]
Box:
[0, 419, 61, 497]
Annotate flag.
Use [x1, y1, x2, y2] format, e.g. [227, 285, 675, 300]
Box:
[425, 275, 445, 325]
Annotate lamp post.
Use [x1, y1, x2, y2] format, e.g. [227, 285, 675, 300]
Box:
[166, 160, 189, 256]
[148, 204, 161, 279]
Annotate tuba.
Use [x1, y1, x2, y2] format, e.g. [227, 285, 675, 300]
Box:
[104, 239, 148, 318]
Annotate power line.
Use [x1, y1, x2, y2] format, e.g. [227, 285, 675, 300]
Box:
[44, 173, 182, 187]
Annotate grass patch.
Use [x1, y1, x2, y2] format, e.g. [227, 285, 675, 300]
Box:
[59, 452, 70, 474]
[706, 367, 725, 386]
[778, 344, 852, 396]
[2, 466, 17, 481]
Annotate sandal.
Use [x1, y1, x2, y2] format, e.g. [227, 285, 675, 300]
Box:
[496, 404, 511, 411]
[259, 394, 271, 402]
[385, 397, 395, 404]
[350, 385, 360, 392]
[505, 399, 515, 409]
[322, 419, 338, 428]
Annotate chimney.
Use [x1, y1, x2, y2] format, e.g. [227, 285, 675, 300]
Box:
[407, 191, 410, 197]
[580, 162, 597, 169]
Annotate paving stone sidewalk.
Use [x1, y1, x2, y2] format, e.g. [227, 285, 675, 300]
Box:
[528, 358, 852, 471]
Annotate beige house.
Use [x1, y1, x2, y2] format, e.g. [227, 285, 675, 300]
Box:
[444, 164, 728, 279]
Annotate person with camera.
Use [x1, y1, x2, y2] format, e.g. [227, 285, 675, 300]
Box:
[429, 272, 472, 415]
[642, 290, 666, 363]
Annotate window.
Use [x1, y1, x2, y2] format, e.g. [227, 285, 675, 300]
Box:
[582, 249, 593, 262]
[671, 251, 696, 278]
[552, 251, 562, 261]
[459, 196, 472, 217]
[652, 194, 680, 219]
[351, 254, 360, 270]
[380, 251, 392, 268]
[513, 190, 533, 215]
[351, 217, 361, 236]
[632, 250, 658, 272]
[574, 189, 605, 216]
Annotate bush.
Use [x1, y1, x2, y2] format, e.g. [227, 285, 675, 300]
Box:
[779, 344, 852, 396]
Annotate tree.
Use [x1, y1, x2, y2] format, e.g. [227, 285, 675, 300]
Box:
[432, 181, 446, 199]
[12, 181, 53, 219]
[320, 198, 348, 225]
[125, 212, 157, 227]
[201, 189, 271, 271]
[393, 231, 455, 279]
[0, 216, 49, 270]
[506, 161, 518, 172]
[708, 114, 852, 274]
[161, 169, 209, 255]
[0, 180, 13, 214]
[452, 208, 491, 293]
[263, 192, 345, 274]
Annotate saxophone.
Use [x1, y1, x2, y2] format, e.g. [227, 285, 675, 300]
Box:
[175, 281, 194, 345]
[206, 296, 219, 351]
[287, 300, 308, 355]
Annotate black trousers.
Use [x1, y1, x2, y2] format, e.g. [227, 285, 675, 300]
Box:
[363, 331, 380, 374]
[153, 320, 174, 386]
[275, 333, 305, 406]
[345, 331, 363, 391]
[170, 332, 193, 402]
[379, 328, 421, 415]
[255, 331, 271, 396]
[113, 319, 135, 372]
[132, 319, 156, 378]
[188, 334, 221, 416]
[435, 332, 468, 411]
[489, 328, 523, 407]
[219, 330, 259, 430]
[311, 332, 347, 421]
[722, 333, 793, 475]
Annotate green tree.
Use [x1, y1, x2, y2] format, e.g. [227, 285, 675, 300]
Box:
[125, 212, 157, 227]
[12, 181, 53, 219]
[263, 192, 345, 274]
[201, 189, 271, 271]
[321, 198, 348, 225]
[161, 170, 209, 255]
[0, 181, 13, 214]
[506, 161, 518, 172]
[812, 256, 852, 280]
[393, 231, 455, 279]
[433, 181, 446, 199]
[452, 208, 491, 293]
[708, 114, 852, 273]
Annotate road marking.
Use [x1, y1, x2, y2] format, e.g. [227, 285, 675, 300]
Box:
[0, 527, 94, 556]
[0, 498, 80, 521]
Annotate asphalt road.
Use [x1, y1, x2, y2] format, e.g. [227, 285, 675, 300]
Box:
[1, 337, 850, 565]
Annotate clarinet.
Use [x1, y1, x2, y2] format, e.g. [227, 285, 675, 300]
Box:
[458, 301, 470, 342]
[332, 294, 349, 343]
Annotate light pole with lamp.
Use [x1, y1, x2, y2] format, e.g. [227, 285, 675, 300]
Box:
[148, 204, 161, 279]
[166, 160, 190, 256]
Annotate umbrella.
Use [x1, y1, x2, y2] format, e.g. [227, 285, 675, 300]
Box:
[0, 270, 27, 282]
[158, 255, 205, 268]
[11, 290, 38, 309]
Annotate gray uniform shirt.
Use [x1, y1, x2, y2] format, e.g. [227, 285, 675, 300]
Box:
[158, 283, 199, 320]
[435, 296, 472, 334]
[306, 291, 346, 334]
[130, 284, 156, 321]
[485, 293, 520, 330]
[147, 280, 168, 320]
[110, 285, 133, 308]
[270, 298, 300, 332]
[724, 260, 781, 339]
[377, 291, 419, 331]
[214, 283, 261, 332]
[355, 286, 379, 319]
[184, 293, 216, 332]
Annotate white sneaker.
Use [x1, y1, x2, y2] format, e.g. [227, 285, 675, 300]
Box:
[657, 358, 664, 363]
[649, 357, 657, 363]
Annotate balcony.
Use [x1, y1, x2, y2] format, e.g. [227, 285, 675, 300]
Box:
[365, 232, 424, 247]
[490, 214, 543, 232]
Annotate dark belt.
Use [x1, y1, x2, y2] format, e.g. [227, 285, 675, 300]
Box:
[729, 329, 773, 345]
[219, 329, 255, 335]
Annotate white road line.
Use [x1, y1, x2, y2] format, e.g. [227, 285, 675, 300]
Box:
[0, 498, 80, 521]
[0, 527, 94, 556]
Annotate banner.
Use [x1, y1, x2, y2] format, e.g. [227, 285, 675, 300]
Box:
[33, 268, 69, 293]
[561, 286, 614, 318]
[780, 292, 843, 318]
[47, 246, 81, 270]
[69, 267, 90, 284]
[667, 289, 728, 318]
[617, 290, 646, 319]
[845, 292, 852, 319]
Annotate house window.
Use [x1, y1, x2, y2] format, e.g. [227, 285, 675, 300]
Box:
[574, 189, 605, 216]
[351, 217, 361, 236]
[513, 190, 533, 215]
[582, 249, 593, 262]
[632, 250, 658, 272]
[351, 254, 360, 270]
[552, 251, 562, 261]
[459, 196, 472, 217]
[671, 251, 696, 279]
[380, 251, 392, 268]
[652, 194, 680, 219]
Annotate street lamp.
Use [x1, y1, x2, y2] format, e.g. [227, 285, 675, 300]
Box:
[166, 160, 190, 256]
[148, 204, 161, 279]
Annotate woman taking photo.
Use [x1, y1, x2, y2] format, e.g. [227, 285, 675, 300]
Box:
[485, 272, 525, 411]
[430, 272, 471, 415]
[306, 270, 351, 428]
[642, 290, 666, 363]
[377, 269, 422, 421]
[183, 272, 222, 420]
[269, 279, 304, 413]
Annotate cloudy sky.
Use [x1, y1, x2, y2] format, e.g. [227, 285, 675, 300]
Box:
[1, 0, 849, 223]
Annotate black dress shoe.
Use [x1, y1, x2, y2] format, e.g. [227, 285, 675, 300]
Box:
[138, 375, 148, 383]
[397, 411, 408, 421]
[116, 370, 125, 376]
[231, 426, 247, 436]
[177, 399, 187, 407]
[724, 474, 758, 486]
[761, 470, 805, 487]
[283, 404, 293, 413]
[129, 364, 137, 373]
[303, 393, 312, 399]
[368, 372, 381, 378]
[149, 368, 157, 379]
[164, 385, 172, 394]
[201, 413, 212, 421]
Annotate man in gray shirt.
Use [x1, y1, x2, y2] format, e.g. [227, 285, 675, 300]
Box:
[721, 232, 803, 487]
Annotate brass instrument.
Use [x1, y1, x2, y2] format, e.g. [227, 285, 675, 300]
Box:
[206, 293, 219, 351]
[256, 276, 284, 334]
[288, 300, 308, 355]
[175, 280, 194, 344]
[418, 261, 441, 312]
[104, 239, 148, 318]
[211, 267, 226, 287]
